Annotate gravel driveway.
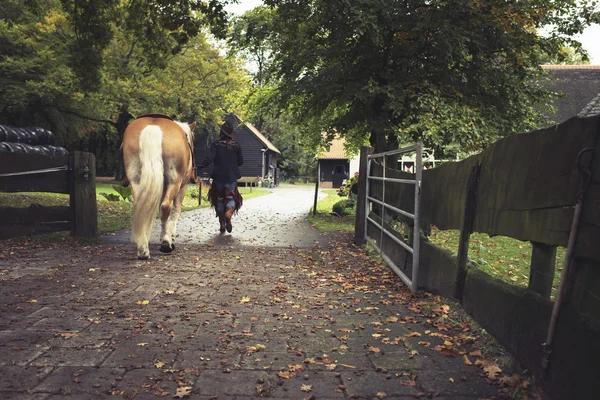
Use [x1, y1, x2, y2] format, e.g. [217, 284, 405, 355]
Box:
[102, 185, 332, 249]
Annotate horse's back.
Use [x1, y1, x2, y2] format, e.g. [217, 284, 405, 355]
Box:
[123, 117, 191, 179]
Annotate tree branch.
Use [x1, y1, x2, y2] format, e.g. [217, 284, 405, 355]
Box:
[44, 105, 115, 125]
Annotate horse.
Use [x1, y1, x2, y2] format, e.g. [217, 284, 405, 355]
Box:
[122, 114, 197, 259]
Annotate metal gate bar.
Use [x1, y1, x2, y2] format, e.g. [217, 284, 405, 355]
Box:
[364, 142, 422, 293]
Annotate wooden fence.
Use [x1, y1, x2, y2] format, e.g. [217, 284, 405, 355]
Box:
[0, 151, 98, 238]
[355, 115, 600, 399]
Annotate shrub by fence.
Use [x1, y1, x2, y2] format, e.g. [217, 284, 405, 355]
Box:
[355, 115, 600, 399]
[0, 151, 98, 239]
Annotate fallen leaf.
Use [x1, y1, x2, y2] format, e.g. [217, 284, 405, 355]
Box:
[369, 346, 381, 353]
[449, 377, 455, 383]
[154, 361, 165, 369]
[469, 350, 482, 357]
[439, 348, 457, 357]
[498, 373, 521, 387]
[173, 386, 192, 398]
[60, 333, 79, 339]
[300, 384, 312, 392]
[240, 296, 251, 304]
[277, 371, 295, 379]
[25, 299, 37, 303]
[483, 363, 502, 380]
[376, 392, 387, 398]
[136, 300, 149, 305]
[463, 355, 473, 365]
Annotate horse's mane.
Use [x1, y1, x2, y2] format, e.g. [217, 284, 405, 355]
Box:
[175, 121, 194, 146]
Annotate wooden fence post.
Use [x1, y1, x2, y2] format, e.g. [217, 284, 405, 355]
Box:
[69, 151, 98, 238]
[313, 163, 320, 216]
[454, 162, 481, 300]
[355, 146, 374, 246]
[528, 242, 557, 299]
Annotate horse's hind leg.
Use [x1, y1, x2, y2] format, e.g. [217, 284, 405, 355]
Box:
[159, 181, 185, 253]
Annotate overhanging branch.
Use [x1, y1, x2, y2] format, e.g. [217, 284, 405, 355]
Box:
[44, 105, 115, 125]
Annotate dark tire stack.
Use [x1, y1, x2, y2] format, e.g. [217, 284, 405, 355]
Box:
[0, 125, 69, 155]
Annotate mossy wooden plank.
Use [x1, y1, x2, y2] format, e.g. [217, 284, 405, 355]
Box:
[0, 170, 70, 193]
[476, 117, 593, 213]
[0, 152, 70, 173]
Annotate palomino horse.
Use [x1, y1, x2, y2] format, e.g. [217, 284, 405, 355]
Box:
[122, 114, 196, 259]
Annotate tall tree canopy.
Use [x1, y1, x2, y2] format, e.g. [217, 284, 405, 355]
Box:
[260, 0, 600, 154]
[0, 0, 247, 143]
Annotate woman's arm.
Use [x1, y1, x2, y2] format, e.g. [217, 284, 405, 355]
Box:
[199, 141, 217, 168]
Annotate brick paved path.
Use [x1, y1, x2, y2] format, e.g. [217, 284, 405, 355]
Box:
[0, 188, 522, 399]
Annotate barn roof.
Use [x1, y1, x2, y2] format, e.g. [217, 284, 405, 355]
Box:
[542, 65, 600, 123]
[244, 121, 280, 154]
[318, 137, 347, 160]
[225, 114, 280, 154]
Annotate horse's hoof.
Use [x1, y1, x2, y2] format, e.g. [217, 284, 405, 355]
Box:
[159, 242, 175, 253]
[137, 254, 149, 260]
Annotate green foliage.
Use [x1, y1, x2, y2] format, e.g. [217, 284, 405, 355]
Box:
[112, 185, 132, 202]
[332, 198, 356, 217]
[259, 0, 597, 154]
[99, 192, 121, 202]
[309, 191, 355, 231]
[0, 0, 250, 155]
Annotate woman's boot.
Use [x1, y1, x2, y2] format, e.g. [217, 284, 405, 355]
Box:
[224, 207, 234, 233]
[218, 213, 226, 233]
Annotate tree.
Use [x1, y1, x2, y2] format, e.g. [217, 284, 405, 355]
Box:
[261, 0, 600, 154]
[59, 0, 233, 89]
[540, 46, 591, 65]
[228, 6, 276, 87]
[0, 0, 252, 178]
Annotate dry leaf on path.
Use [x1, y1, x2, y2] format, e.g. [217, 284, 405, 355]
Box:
[300, 384, 313, 392]
[173, 386, 192, 398]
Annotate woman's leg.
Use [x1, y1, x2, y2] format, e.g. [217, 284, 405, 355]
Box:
[223, 181, 237, 233]
[213, 181, 227, 232]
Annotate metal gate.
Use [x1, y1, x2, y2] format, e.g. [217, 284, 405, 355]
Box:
[364, 142, 423, 293]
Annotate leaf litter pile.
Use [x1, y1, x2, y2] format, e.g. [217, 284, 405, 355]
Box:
[0, 236, 543, 399]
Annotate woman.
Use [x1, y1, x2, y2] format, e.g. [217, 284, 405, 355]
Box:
[198, 121, 244, 233]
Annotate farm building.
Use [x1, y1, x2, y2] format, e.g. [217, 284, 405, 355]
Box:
[194, 114, 280, 186]
[542, 65, 600, 122]
[317, 137, 359, 188]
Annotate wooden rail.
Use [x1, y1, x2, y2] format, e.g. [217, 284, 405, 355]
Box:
[0, 151, 98, 238]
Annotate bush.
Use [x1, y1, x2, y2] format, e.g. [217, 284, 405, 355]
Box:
[338, 172, 359, 197]
[332, 198, 356, 217]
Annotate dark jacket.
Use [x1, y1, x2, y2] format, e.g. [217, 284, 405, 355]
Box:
[199, 138, 243, 182]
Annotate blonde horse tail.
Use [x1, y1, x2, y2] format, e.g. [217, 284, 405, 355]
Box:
[132, 126, 164, 249]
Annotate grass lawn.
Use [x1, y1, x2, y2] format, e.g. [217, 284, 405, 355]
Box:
[428, 228, 565, 298]
[308, 189, 355, 232]
[0, 180, 270, 239]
